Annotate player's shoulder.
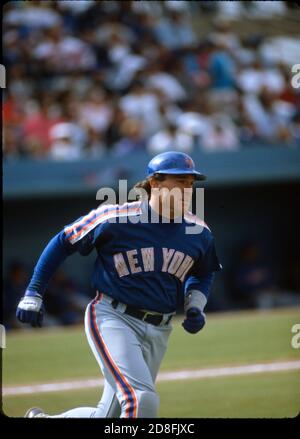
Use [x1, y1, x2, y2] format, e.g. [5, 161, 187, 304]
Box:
[184, 211, 217, 251]
[64, 201, 143, 244]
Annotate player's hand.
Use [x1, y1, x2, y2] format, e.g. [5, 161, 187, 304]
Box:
[182, 307, 206, 334]
[16, 291, 45, 328]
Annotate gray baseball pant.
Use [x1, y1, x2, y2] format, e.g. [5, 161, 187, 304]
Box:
[53, 292, 174, 418]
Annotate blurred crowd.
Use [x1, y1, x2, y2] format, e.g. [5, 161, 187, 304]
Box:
[3, 0, 300, 161]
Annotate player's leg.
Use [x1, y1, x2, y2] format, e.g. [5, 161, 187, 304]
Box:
[47, 300, 121, 419]
[42, 296, 162, 419]
[50, 379, 120, 418]
[86, 296, 159, 418]
[90, 314, 173, 418]
[142, 320, 173, 383]
[95, 379, 121, 418]
[51, 407, 97, 418]
[90, 310, 173, 418]
[27, 318, 171, 419]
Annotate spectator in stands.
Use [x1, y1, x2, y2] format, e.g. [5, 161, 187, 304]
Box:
[233, 90, 262, 146]
[175, 97, 213, 141]
[95, 12, 136, 47]
[3, 124, 23, 160]
[48, 122, 85, 160]
[243, 88, 294, 144]
[104, 104, 127, 148]
[200, 114, 240, 153]
[143, 62, 187, 103]
[206, 38, 238, 109]
[237, 58, 285, 95]
[22, 93, 63, 158]
[206, 38, 237, 91]
[6, 63, 34, 101]
[154, 9, 197, 50]
[79, 88, 112, 135]
[83, 127, 107, 158]
[165, 56, 198, 98]
[246, 1, 287, 18]
[4, 1, 62, 30]
[119, 80, 162, 136]
[113, 118, 147, 156]
[147, 122, 194, 154]
[32, 24, 97, 73]
[3, 89, 27, 159]
[209, 17, 241, 51]
[104, 32, 148, 91]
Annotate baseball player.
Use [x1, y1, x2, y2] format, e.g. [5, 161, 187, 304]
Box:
[16, 151, 222, 418]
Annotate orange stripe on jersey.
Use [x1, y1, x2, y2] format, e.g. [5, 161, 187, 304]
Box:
[66, 202, 142, 244]
[64, 209, 99, 236]
[65, 202, 141, 236]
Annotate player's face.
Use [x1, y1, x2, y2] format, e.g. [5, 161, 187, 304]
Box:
[150, 174, 195, 218]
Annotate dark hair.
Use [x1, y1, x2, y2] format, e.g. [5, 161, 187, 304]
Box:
[133, 174, 166, 200]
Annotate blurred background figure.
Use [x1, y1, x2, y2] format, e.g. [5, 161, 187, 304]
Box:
[200, 115, 240, 152]
[44, 269, 88, 326]
[154, 8, 197, 50]
[49, 122, 84, 160]
[113, 118, 146, 156]
[232, 241, 278, 309]
[147, 122, 194, 154]
[231, 241, 300, 309]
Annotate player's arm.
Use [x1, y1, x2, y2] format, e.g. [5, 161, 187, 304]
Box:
[184, 272, 215, 314]
[181, 272, 214, 334]
[182, 234, 222, 334]
[16, 206, 106, 328]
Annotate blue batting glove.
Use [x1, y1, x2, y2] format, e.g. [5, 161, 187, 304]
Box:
[16, 291, 45, 328]
[182, 307, 206, 334]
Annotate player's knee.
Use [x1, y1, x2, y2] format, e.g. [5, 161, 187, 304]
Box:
[135, 389, 159, 418]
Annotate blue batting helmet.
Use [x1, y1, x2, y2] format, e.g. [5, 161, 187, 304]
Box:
[146, 151, 206, 181]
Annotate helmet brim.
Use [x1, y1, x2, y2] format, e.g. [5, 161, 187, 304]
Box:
[148, 169, 207, 181]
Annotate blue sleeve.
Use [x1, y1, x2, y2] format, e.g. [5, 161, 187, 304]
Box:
[27, 203, 115, 297]
[197, 235, 222, 277]
[183, 232, 222, 299]
[27, 231, 77, 296]
[184, 272, 215, 299]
